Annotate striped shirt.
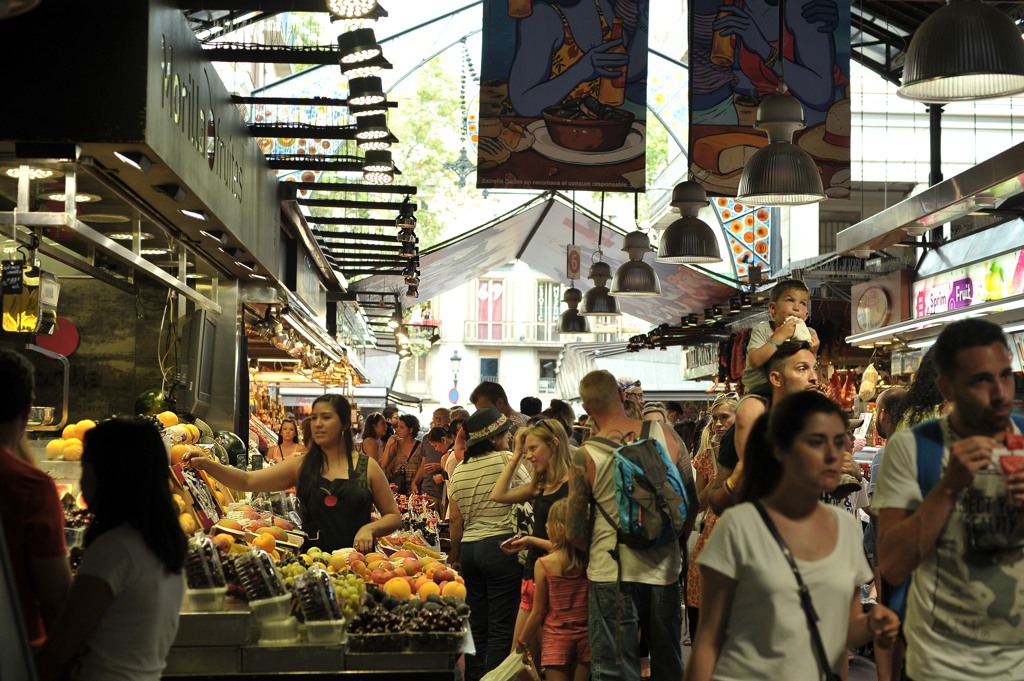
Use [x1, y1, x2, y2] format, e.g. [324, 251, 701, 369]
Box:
[450, 450, 526, 543]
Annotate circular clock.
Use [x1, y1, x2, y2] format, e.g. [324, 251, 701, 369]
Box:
[856, 286, 890, 331]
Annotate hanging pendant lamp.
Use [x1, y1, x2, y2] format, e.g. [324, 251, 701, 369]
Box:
[736, 94, 825, 206]
[899, 0, 1024, 102]
[558, 286, 591, 334]
[657, 181, 722, 263]
[610, 231, 661, 297]
[582, 260, 621, 316]
[582, 193, 622, 315]
[736, 0, 824, 206]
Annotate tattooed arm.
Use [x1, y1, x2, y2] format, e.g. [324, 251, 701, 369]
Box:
[567, 445, 596, 550]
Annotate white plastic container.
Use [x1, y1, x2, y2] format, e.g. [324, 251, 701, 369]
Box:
[187, 587, 227, 613]
[304, 619, 344, 645]
[258, 615, 299, 645]
[249, 594, 293, 622]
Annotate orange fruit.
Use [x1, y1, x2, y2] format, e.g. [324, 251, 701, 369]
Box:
[383, 576, 412, 600]
[62, 424, 77, 440]
[418, 581, 441, 600]
[62, 443, 84, 462]
[74, 419, 97, 441]
[442, 581, 467, 599]
[252, 532, 276, 553]
[157, 411, 178, 428]
[45, 439, 66, 460]
[179, 514, 198, 535]
[172, 494, 186, 513]
[214, 491, 226, 505]
[169, 444, 189, 465]
[211, 533, 234, 553]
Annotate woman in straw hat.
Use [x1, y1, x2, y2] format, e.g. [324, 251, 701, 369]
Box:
[449, 407, 527, 681]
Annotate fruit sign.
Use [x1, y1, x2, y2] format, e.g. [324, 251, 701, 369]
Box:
[912, 249, 1024, 319]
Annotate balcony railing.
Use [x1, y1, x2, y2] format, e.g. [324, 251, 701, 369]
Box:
[464, 320, 563, 343]
[539, 377, 556, 393]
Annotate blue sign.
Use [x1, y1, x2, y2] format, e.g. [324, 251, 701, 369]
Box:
[448, 388, 459, 405]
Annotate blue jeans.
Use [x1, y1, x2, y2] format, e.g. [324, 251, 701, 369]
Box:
[461, 534, 521, 681]
[589, 580, 684, 681]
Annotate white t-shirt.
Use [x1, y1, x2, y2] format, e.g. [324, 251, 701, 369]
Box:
[698, 503, 872, 680]
[73, 526, 185, 681]
[741, 320, 774, 394]
[872, 415, 1024, 680]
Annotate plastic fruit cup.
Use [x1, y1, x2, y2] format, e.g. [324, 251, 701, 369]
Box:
[249, 594, 292, 622]
[305, 619, 344, 645]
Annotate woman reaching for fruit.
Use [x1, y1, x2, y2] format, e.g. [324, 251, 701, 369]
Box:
[265, 418, 306, 464]
[490, 418, 572, 663]
[186, 394, 401, 554]
[35, 418, 186, 681]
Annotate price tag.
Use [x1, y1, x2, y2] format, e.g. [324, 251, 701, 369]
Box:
[2, 260, 23, 294]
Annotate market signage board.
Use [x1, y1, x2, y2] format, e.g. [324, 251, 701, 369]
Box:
[683, 342, 720, 380]
[476, 0, 649, 192]
[912, 249, 1024, 319]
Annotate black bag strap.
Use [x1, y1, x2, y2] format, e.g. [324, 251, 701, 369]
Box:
[753, 502, 841, 681]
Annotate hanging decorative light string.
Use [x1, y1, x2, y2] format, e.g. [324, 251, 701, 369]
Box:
[582, 192, 621, 316]
[559, 193, 590, 333]
[736, 0, 825, 206]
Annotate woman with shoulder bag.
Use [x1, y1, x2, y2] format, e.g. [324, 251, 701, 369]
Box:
[379, 414, 422, 496]
[686, 391, 900, 681]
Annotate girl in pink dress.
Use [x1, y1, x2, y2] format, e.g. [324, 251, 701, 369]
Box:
[515, 498, 590, 681]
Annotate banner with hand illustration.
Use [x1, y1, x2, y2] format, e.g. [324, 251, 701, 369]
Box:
[477, 0, 649, 192]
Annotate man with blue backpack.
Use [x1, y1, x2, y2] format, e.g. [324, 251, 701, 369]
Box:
[874, 318, 1024, 681]
[567, 369, 698, 681]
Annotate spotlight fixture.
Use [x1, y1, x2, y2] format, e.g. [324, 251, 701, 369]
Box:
[426, 332, 441, 346]
[729, 297, 742, 314]
[113, 151, 152, 172]
[610, 231, 661, 297]
[387, 313, 400, 330]
[180, 209, 207, 220]
[406, 286, 419, 298]
[326, 0, 377, 18]
[404, 274, 420, 287]
[687, 313, 701, 326]
[107, 231, 154, 241]
[347, 76, 385, 106]
[681, 316, 691, 328]
[43, 192, 101, 203]
[349, 102, 389, 118]
[4, 166, 62, 180]
[338, 28, 382, 64]
[399, 242, 416, 258]
[356, 114, 390, 140]
[396, 196, 416, 229]
[362, 150, 394, 172]
[704, 307, 715, 323]
[740, 293, 753, 309]
[199, 229, 227, 244]
[656, 181, 722, 263]
[357, 136, 394, 151]
[712, 304, 724, 320]
[397, 228, 416, 243]
[899, 0, 1024, 102]
[340, 56, 391, 79]
[363, 169, 395, 185]
[154, 183, 188, 203]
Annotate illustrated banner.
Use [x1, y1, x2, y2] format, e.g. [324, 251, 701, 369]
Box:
[688, 0, 851, 198]
[477, 0, 649, 192]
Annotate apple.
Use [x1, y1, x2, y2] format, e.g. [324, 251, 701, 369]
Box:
[370, 568, 394, 585]
[433, 569, 455, 584]
[347, 551, 366, 564]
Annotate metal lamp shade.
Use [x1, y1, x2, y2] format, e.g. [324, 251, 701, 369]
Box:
[736, 142, 825, 206]
[898, 0, 1024, 102]
[656, 215, 722, 263]
[581, 285, 621, 315]
[610, 260, 661, 297]
[558, 308, 591, 333]
[348, 76, 385, 106]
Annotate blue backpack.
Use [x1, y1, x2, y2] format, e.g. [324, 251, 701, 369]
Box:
[886, 414, 1024, 619]
[591, 421, 691, 550]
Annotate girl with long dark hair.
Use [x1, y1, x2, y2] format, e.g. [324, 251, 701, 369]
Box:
[35, 418, 187, 681]
[686, 392, 900, 681]
[265, 418, 306, 464]
[359, 412, 388, 462]
[188, 394, 401, 553]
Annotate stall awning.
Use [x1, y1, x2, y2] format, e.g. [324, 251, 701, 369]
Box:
[353, 193, 739, 325]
